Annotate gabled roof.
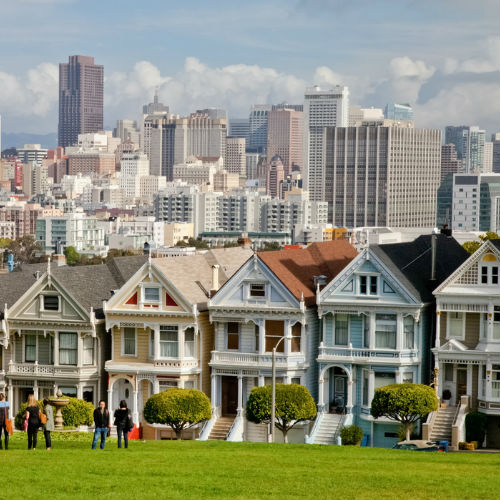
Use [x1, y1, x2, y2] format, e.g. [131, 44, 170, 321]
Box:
[0, 256, 147, 319]
[370, 234, 469, 303]
[153, 247, 253, 310]
[258, 240, 358, 306]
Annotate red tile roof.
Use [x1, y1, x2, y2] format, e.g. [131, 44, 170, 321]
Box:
[258, 240, 357, 306]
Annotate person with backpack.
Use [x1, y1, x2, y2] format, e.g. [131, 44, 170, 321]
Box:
[92, 400, 110, 450]
[42, 399, 54, 450]
[113, 400, 133, 449]
[25, 394, 40, 450]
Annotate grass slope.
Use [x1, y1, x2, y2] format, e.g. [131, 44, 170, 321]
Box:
[0, 433, 498, 500]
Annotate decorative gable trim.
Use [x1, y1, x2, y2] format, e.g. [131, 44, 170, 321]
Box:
[439, 338, 468, 351]
[125, 292, 138, 305]
[434, 240, 500, 294]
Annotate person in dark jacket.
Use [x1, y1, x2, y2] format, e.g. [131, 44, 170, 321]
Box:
[0, 393, 9, 450]
[25, 394, 40, 450]
[92, 400, 110, 450]
[114, 400, 132, 449]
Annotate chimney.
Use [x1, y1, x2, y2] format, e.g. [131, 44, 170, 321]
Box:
[430, 233, 437, 281]
[211, 264, 220, 295]
[237, 232, 252, 249]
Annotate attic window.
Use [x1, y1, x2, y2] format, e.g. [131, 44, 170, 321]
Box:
[43, 295, 59, 311]
[144, 287, 160, 302]
[250, 283, 266, 297]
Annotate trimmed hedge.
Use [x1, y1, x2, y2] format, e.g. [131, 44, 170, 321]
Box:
[465, 411, 487, 445]
[340, 424, 364, 445]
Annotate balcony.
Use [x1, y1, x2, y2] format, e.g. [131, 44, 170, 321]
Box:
[317, 345, 419, 364]
[7, 362, 98, 378]
[210, 350, 307, 369]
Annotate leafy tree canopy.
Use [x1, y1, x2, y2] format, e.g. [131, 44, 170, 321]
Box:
[370, 384, 438, 441]
[64, 246, 81, 266]
[246, 383, 317, 443]
[463, 232, 500, 254]
[143, 388, 211, 439]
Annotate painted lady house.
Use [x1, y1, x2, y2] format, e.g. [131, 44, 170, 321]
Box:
[431, 239, 500, 449]
[103, 248, 252, 439]
[312, 234, 467, 448]
[0, 256, 145, 418]
[205, 241, 357, 442]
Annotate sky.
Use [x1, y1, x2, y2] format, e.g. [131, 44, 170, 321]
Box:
[0, 0, 499, 137]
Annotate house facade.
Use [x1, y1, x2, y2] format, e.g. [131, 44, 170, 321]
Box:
[206, 241, 357, 442]
[315, 234, 468, 447]
[433, 239, 500, 448]
[103, 248, 252, 438]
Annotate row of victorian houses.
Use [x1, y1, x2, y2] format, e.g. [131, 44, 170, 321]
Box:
[0, 233, 498, 448]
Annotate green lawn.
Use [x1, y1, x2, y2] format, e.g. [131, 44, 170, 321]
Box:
[0, 433, 498, 500]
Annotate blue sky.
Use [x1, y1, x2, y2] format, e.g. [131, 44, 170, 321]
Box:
[0, 0, 498, 135]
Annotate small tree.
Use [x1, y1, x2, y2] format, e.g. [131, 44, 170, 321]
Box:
[143, 388, 211, 439]
[465, 411, 487, 445]
[246, 383, 317, 443]
[64, 246, 81, 266]
[370, 384, 438, 442]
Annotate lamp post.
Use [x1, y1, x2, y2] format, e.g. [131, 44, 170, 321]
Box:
[271, 336, 286, 443]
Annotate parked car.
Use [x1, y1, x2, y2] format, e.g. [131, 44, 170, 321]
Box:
[392, 440, 439, 452]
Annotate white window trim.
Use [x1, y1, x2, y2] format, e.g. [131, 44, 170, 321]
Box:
[141, 284, 161, 304]
[226, 322, 240, 351]
[247, 282, 267, 301]
[83, 335, 95, 366]
[356, 273, 380, 297]
[158, 325, 179, 359]
[446, 311, 466, 341]
[41, 293, 61, 313]
[121, 327, 138, 357]
[479, 262, 499, 285]
[333, 314, 350, 347]
[361, 368, 370, 408]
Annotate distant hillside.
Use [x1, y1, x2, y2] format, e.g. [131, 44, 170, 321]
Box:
[1, 132, 57, 150]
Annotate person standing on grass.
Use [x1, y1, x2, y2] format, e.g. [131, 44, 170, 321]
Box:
[42, 399, 54, 450]
[0, 394, 9, 450]
[92, 400, 110, 450]
[114, 400, 132, 449]
[25, 394, 40, 450]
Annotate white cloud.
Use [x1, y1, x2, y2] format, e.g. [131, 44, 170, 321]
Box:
[389, 56, 435, 80]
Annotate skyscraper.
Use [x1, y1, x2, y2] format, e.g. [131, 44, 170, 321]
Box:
[303, 85, 349, 202]
[58, 55, 104, 148]
[267, 108, 303, 176]
[441, 143, 462, 182]
[384, 103, 413, 121]
[445, 125, 485, 173]
[324, 123, 441, 227]
[492, 133, 500, 173]
[248, 105, 272, 152]
[143, 91, 169, 115]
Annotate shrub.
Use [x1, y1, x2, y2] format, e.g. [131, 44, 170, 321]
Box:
[144, 388, 211, 439]
[371, 384, 438, 441]
[465, 411, 487, 445]
[246, 383, 317, 443]
[340, 425, 364, 445]
[14, 397, 93, 430]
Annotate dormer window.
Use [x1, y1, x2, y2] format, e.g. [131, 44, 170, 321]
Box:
[480, 254, 499, 284]
[359, 275, 378, 295]
[250, 283, 266, 298]
[43, 295, 59, 311]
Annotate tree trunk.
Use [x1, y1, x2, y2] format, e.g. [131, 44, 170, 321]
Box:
[405, 424, 411, 442]
[282, 428, 289, 444]
[175, 429, 183, 440]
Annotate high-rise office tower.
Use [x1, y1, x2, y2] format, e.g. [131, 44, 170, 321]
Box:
[226, 137, 246, 178]
[114, 120, 141, 146]
[384, 103, 413, 121]
[492, 133, 500, 173]
[445, 125, 485, 173]
[248, 105, 272, 152]
[324, 123, 441, 227]
[143, 91, 169, 115]
[266, 155, 285, 198]
[441, 144, 462, 182]
[196, 108, 227, 120]
[303, 85, 349, 201]
[228, 119, 250, 141]
[484, 141, 494, 173]
[267, 108, 303, 176]
[58, 55, 104, 148]
[349, 106, 384, 126]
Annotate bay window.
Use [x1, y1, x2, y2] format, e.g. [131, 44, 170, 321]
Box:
[291, 323, 301, 352]
[160, 326, 178, 357]
[334, 314, 349, 346]
[403, 316, 414, 349]
[375, 314, 397, 349]
[265, 320, 284, 352]
[59, 332, 77, 365]
[184, 328, 195, 357]
[83, 336, 94, 365]
[123, 327, 136, 356]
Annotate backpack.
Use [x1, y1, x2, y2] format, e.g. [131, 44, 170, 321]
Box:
[39, 411, 47, 425]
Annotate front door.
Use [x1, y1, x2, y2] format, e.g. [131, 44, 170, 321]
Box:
[456, 368, 467, 403]
[333, 376, 346, 409]
[221, 376, 238, 416]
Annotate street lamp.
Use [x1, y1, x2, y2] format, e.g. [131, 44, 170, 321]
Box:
[271, 335, 286, 443]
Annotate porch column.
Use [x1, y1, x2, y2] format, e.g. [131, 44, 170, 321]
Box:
[7, 381, 13, 419]
[466, 364, 473, 398]
[77, 333, 83, 368]
[396, 313, 403, 351]
[132, 390, 139, 424]
[211, 374, 217, 411]
[369, 313, 375, 349]
[485, 361, 492, 400]
[153, 377, 160, 394]
[237, 375, 243, 416]
[318, 373, 325, 412]
[33, 380, 39, 400]
[107, 385, 113, 414]
[258, 321, 265, 355]
[258, 375, 265, 387]
[346, 379, 353, 414]
[77, 383, 83, 399]
[154, 326, 160, 361]
[487, 303, 494, 341]
[368, 370, 375, 406]
[435, 311, 441, 348]
[53, 332, 59, 366]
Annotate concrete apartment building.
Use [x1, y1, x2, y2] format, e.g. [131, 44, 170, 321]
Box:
[58, 55, 104, 148]
[324, 122, 441, 228]
[16, 144, 48, 165]
[67, 151, 115, 176]
[267, 108, 303, 176]
[0, 204, 63, 239]
[226, 137, 246, 179]
[303, 85, 349, 202]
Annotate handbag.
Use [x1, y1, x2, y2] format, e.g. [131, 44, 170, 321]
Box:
[23, 419, 28, 432]
[40, 411, 47, 425]
[5, 419, 13, 436]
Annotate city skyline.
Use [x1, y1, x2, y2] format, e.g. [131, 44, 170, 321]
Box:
[0, 0, 498, 137]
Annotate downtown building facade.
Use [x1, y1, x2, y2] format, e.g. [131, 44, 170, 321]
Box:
[58, 55, 104, 148]
[323, 123, 441, 227]
[445, 126, 485, 173]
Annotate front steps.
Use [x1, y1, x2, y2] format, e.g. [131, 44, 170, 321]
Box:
[313, 413, 344, 445]
[429, 406, 456, 442]
[208, 416, 235, 440]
